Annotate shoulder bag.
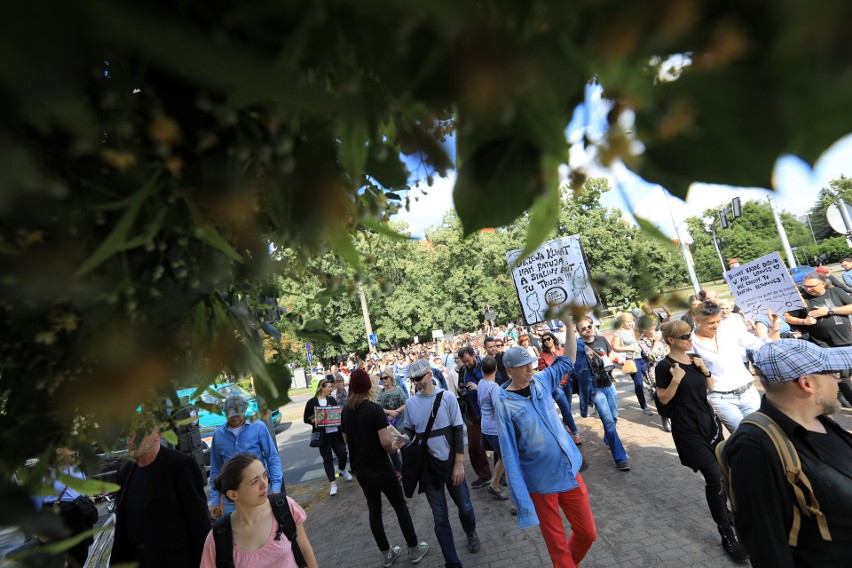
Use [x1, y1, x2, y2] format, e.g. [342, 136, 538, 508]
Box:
[401, 392, 444, 498]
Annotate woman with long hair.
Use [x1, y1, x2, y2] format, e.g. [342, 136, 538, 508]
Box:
[691, 301, 780, 433]
[377, 371, 408, 476]
[654, 321, 747, 561]
[539, 331, 583, 445]
[303, 378, 351, 496]
[200, 453, 319, 568]
[341, 369, 429, 567]
[611, 312, 654, 416]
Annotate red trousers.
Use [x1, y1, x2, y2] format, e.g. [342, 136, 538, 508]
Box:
[530, 474, 597, 568]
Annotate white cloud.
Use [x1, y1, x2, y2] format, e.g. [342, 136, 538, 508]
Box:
[393, 172, 456, 239]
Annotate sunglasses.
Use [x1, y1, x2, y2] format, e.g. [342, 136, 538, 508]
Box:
[579, 325, 593, 331]
[672, 334, 691, 341]
[543, 337, 553, 342]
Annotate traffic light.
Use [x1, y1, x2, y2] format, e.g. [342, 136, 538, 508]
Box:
[719, 210, 729, 229]
[731, 197, 742, 218]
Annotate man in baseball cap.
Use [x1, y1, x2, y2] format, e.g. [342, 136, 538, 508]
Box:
[722, 340, 852, 566]
[496, 336, 597, 567]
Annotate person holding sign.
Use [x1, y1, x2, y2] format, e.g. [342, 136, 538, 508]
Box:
[303, 379, 352, 496]
[691, 302, 781, 434]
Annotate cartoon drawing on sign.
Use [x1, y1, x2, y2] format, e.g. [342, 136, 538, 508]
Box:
[570, 264, 593, 305]
[544, 286, 568, 307]
[526, 292, 544, 322]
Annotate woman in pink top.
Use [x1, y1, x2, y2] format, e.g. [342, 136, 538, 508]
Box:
[201, 454, 319, 568]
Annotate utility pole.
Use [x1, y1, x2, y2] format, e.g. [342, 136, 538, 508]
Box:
[357, 282, 376, 353]
[804, 212, 817, 244]
[767, 196, 797, 268]
[663, 188, 701, 294]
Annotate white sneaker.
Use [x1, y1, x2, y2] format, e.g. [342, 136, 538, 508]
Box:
[329, 483, 338, 496]
[409, 541, 429, 564]
[381, 546, 401, 567]
[342, 469, 353, 481]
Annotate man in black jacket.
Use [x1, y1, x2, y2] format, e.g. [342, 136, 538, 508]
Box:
[110, 429, 211, 567]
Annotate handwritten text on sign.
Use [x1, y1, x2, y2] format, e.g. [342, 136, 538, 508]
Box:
[723, 252, 805, 319]
[507, 236, 596, 325]
[315, 405, 343, 428]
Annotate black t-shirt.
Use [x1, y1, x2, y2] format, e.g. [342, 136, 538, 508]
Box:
[791, 287, 852, 347]
[583, 336, 613, 387]
[341, 401, 393, 470]
[509, 385, 532, 399]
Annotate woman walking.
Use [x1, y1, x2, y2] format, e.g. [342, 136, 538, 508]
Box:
[377, 371, 408, 476]
[303, 378, 352, 496]
[611, 312, 654, 416]
[200, 453, 319, 568]
[539, 331, 583, 445]
[654, 321, 747, 561]
[342, 369, 429, 567]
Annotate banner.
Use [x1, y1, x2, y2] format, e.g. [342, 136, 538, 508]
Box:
[723, 252, 806, 319]
[506, 236, 597, 324]
[314, 405, 343, 428]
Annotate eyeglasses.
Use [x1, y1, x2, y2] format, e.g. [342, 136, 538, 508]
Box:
[802, 282, 824, 289]
[818, 371, 841, 379]
[579, 325, 593, 331]
[672, 334, 691, 341]
[494, 343, 503, 347]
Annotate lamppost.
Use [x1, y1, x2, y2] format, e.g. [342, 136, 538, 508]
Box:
[703, 215, 728, 275]
[702, 197, 742, 276]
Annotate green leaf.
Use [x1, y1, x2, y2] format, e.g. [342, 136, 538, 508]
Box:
[174, 415, 198, 427]
[182, 197, 244, 263]
[297, 318, 344, 344]
[519, 155, 561, 260]
[7, 526, 109, 559]
[74, 182, 155, 277]
[326, 227, 360, 268]
[359, 218, 410, 240]
[161, 430, 178, 446]
[338, 117, 369, 183]
[634, 215, 673, 245]
[56, 473, 120, 495]
[366, 146, 409, 189]
[454, 136, 545, 236]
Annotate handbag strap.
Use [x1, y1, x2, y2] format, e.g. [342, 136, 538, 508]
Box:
[418, 391, 444, 445]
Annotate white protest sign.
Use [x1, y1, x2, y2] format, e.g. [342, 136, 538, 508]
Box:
[723, 252, 806, 319]
[431, 329, 444, 339]
[506, 236, 597, 325]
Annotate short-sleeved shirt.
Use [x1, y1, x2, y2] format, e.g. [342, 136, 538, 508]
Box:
[342, 401, 392, 470]
[655, 357, 723, 470]
[790, 287, 852, 347]
[376, 386, 407, 411]
[200, 497, 307, 568]
[477, 379, 501, 436]
[404, 387, 463, 462]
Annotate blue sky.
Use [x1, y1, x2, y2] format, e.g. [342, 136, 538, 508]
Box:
[394, 83, 848, 240]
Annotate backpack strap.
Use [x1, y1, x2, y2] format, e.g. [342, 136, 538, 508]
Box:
[740, 413, 832, 546]
[212, 514, 235, 568]
[269, 493, 307, 568]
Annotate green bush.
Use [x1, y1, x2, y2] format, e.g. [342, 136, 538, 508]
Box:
[800, 237, 852, 264]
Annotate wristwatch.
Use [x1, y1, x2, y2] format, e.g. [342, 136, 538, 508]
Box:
[828, 307, 835, 316]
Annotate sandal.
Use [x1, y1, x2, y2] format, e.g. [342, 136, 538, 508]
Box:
[487, 486, 509, 500]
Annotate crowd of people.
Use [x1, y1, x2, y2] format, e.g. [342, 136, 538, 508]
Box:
[34, 267, 852, 568]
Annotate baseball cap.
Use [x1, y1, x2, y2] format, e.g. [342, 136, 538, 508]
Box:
[750, 339, 852, 382]
[224, 395, 248, 417]
[407, 358, 432, 380]
[815, 266, 830, 274]
[502, 346, 539, 368]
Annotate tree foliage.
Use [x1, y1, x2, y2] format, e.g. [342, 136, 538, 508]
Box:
[685, 200, 811, 280]
[2, 0, 852, 539]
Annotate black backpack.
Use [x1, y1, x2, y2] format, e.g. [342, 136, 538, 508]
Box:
[212, 493, 307, 568]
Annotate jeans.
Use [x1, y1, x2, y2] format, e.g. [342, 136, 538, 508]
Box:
[356, 464, 419, 551]
[319, 431, 348, 482]
[698, 460, 733, 531]
[529, 474, 597, 568]
[628, 358, 649, 409]
[552, 384, 578, 435]
[424, 467, 477, 568]
[707, 386, 760, 434]
[593, 386, 626, 464]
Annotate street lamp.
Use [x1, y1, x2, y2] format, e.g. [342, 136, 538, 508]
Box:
[703, 215, 728, 275]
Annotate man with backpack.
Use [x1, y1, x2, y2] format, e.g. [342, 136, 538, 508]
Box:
[721, 340, 852, 566]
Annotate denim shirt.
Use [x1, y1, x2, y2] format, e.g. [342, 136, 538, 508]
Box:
[497, 356, 583, 529]
[571, 339, 594, 416]
[209, 421, 282, 509]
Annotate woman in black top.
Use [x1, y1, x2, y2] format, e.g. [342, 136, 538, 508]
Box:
[303, 378, 351, 496]
[655, 320, 747, 562]
[341, 369, 429, 567]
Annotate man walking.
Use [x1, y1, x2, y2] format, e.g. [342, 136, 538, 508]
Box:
[722, 340, 852, 566]
[497, 339, 597, 568]
[404, 358, 479, 568]
[457, 346, 493, 489]
[208, 395, 283, 517]
[110, 429, 211, 567]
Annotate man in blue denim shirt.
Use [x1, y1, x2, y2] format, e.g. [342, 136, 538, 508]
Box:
[497, 340, 597, 568]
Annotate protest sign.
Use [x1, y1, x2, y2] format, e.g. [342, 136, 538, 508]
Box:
[314, 405, 343, 428]
[723, 252, 806, 319]
[506, 236, 597, 324]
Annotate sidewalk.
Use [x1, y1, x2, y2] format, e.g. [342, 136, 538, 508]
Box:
[297, 376, 852, 568]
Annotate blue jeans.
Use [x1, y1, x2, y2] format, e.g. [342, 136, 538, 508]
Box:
[552, 384, 578, 435]
[628, 358, 649, 409]
[707, 385, 760, 434]
[594, 385, 627, 463]
[423, 468, 477, 568]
